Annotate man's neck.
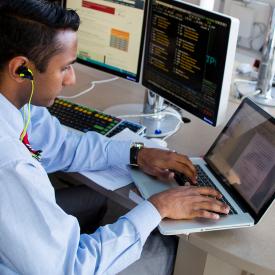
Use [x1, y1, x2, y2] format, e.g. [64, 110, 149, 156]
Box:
[0, 82, 27, 109]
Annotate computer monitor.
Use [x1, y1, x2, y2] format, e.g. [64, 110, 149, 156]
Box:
[65, 0, 147, 82]
[142, 0, 239, 133]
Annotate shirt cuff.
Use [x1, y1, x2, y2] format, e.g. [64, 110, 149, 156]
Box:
[107, 139, 132, 166]
[123, 200, 162, 244]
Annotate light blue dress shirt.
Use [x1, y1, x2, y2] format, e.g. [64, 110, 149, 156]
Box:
[0, 94, 161, 275]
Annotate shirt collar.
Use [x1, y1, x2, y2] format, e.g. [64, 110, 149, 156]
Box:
[0, 93, 24, 138]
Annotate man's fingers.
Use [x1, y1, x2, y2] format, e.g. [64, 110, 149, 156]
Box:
[196, 186, 223, 199]
[153, 150, 195, 174]
[154, 168, 175, 182]
[149, 185, 231, 220]
[193, 199, 230, 214]
[193, 209, 221, 220]
[139, 148, 198, 183]
[172, 154, 197, 182]
[169, 161, 197, 183]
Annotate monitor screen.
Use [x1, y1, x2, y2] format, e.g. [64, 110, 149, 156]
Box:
[142, 0, 239, 126]
[66, 0, 147, 82]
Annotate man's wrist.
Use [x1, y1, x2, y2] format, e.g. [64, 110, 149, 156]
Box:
[148, 195, 167, 219]
[130, 142, 144, 166]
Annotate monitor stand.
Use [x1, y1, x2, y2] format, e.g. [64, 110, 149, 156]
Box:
[236, 83, 275, 107]
[104, 89, 182, 138]
[253, 88, 275, 107]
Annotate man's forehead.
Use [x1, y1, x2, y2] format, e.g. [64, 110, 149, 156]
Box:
[50, 30, 77, 64]
[55, 29, 77, 50]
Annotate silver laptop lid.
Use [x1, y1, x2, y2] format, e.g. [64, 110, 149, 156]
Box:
[204, 98, 275, 223]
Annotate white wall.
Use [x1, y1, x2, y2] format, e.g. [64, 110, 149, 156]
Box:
[223, 0, 274, 51]
[184, 0, 275, 51]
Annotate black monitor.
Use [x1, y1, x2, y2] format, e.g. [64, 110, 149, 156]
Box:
[65, 0, 147, 82]
[142, 0, 239, 131]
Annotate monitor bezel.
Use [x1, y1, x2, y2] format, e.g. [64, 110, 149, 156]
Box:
[64, 0, 148, 83]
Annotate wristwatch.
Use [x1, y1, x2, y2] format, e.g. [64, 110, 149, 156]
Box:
[130, 142, 144, 166]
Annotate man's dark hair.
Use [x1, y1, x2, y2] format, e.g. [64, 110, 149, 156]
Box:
[0, 0, 80, 72]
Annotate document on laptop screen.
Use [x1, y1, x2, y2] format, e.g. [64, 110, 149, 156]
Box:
[232, 132, 275, 212]
[206, 101, 275, 214]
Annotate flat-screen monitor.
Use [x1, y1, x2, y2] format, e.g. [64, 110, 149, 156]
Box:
[142, 0, 239, 126]
[66, 0, 147, 82]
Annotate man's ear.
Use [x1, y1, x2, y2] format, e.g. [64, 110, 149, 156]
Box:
[8, 56, 33, 82]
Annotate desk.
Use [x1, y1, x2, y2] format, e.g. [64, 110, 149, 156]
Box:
[60, 61, 275, 275]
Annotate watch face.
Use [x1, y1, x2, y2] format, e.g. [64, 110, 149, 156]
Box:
[130, 142, 144, 166]
[133, 142, 144, 147]
[135, 143, 144, 149]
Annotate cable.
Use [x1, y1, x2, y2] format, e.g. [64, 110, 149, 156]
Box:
[20, 80, 34, 141]
[244, 89, 261, 98]
[233, 78, 259, 99]
[59, 74, 184, 137]
[162, 118, 183, 141]
[59, 77, 119, 99]
[117, 109, 182, 121]
[117, 109, 184, 140]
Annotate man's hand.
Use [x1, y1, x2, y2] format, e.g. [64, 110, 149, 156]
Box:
[149, 186, 230, 220]
[137, 148, 197, 183]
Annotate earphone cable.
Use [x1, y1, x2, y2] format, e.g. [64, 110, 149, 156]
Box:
[20, 80, 34, 141]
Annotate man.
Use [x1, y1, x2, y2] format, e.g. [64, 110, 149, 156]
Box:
[0, 1, 230, 274]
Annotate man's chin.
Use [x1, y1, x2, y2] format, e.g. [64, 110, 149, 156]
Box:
[47, 99, 56, 107]
[32, 99, 56, 108]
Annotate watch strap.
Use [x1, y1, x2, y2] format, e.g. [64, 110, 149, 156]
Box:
[130, 142, 144, 166]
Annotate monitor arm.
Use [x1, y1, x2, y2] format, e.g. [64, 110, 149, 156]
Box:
[253, 6, 275, 107]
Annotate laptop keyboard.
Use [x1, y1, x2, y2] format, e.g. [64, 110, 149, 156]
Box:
[174, 165, 237, 215]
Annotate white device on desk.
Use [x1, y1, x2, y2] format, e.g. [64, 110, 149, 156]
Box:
[131, 98, 275, 235]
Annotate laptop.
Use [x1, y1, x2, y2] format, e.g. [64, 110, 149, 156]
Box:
[130, 98, 275, 235]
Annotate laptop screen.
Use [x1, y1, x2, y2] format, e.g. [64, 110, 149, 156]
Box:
[205, 98, 275, 220]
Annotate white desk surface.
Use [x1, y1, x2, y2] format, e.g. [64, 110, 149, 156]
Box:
[188, 202, 275, 275]
[61, 50, 275, 275]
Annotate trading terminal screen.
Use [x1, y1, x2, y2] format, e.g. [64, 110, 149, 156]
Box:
[142, 0, 232, 125]
[66, 0, 146, 82]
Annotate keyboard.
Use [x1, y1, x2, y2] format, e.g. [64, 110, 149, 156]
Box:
[47, 98, 146, 138]
[174, 165, 237, 215]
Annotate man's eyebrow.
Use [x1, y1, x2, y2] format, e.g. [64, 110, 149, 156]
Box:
[66, 59, 77, 66]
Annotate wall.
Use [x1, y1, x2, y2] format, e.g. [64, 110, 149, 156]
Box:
[184, 0, 274, 51]
[223, 1, 274, 51]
